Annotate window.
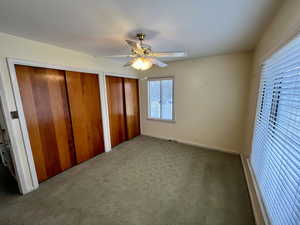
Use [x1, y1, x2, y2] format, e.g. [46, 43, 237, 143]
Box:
[269, 77, 282, 132]
[251, 35, 300, 225]
[258, 81, 265, 121]
[148, 77, 174, 121]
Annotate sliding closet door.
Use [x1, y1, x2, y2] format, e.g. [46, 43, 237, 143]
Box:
[15, 65, 76, 182]
[65, 71, 105, 163]
[124, 78, 140, 139]
[106, 76, 127, 147]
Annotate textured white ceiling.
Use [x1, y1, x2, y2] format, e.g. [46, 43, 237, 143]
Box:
[0, 0, 282, 60]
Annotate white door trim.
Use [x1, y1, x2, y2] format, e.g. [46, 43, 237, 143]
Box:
[105, 72, 138, 79]
[98, 72, 112, 152]
[5, 57, 138, 194]
[0, 68, 31, 194]
[7, 59, 39, 193]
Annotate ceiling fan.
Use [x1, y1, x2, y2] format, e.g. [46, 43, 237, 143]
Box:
[108, 33, 186, 71]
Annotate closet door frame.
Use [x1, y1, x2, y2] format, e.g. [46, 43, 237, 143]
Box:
[104, 74, 141, 146]
[3, 57, 138, 194]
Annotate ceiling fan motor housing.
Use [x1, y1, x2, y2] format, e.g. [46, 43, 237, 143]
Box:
[136, 33, 145, 41]
[136, 33, 151, 55]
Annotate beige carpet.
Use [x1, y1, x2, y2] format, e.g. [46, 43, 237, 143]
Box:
[0, 135, 255, 225]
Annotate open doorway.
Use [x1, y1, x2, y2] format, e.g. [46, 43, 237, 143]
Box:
[0, 99, 19, 200]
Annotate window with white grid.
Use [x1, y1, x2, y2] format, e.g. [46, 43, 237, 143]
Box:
[251, 35, 300, 225]
[147, 77, 174, 121]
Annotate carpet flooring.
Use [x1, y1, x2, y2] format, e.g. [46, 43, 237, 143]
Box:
[0, 135, 255, 225]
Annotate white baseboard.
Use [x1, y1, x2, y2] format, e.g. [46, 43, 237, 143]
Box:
[141, 133, 240, 155]
[241, 155, 270, 225]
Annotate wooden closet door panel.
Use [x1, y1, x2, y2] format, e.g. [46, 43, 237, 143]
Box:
[124, 78, 140, 139]
[106, 76, 127, 147]
[15, 65, 75, 182]
[65, 71, 105, 163]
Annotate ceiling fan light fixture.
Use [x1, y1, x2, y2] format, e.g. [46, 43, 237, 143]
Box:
[131, 57, 152, 71]
[109, 33, 185, 69]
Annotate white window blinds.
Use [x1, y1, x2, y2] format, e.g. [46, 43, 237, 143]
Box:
[251, 36, 300, 225]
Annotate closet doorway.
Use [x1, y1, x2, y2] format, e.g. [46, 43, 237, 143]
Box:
[106, 75, 140, 147]
[4, 59, 140, 193]
[15, 65, 105, 182]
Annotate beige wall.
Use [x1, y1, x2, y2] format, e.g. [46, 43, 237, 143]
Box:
[0, 32, 135, 193]
[244, 0, 300, 157]
[139, 52, 253, 154]
[0, 32, 135, 111]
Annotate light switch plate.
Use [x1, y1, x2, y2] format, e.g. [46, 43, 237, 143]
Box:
[10, 111, 19, 119]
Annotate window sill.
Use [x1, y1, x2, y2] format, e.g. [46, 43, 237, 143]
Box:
[146, 118, 176, 123]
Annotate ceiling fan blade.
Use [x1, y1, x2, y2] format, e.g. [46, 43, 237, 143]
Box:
[151, 58, 168, 68]
[126, 40, 141, 49]
[151, 52, 186, 57]
[123, 60, 134, 67]
[125, 40, 144, 55]
[107, 54, 134, 58]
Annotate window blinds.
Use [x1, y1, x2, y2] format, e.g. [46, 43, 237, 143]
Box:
[251, 36, 300, 225]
